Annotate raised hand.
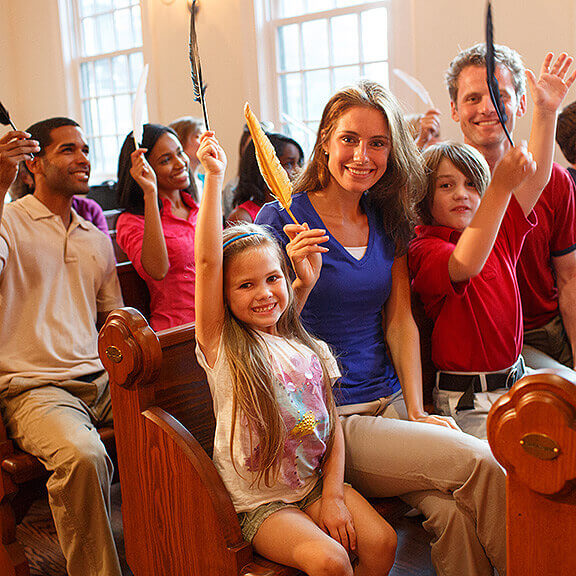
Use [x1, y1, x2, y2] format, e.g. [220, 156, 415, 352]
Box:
[527, 52, 576, 113]
[197, 131, 227, 178]
[492, 142, 536, 193]
[416, 109, 441, 150]
[129, 148, 157, 199]
[0, 131, 39, 194]
[284, 223, 329, 291]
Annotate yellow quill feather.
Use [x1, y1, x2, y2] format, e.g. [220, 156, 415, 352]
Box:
[244, 103, 300, 225]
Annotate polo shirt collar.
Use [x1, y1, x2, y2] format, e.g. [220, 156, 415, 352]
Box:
[415, 224, 462, 245]
[20, 194, 91, 231]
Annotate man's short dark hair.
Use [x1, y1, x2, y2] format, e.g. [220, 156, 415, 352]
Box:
[556, 102, 576, 165]
[26, 117, 81, 157]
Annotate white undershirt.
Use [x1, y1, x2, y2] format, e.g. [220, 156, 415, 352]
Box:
[344, 245, 367, 260]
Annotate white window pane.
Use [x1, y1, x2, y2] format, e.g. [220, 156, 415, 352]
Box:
[111, 55, 130, 93]
[98, 97, 116, 135]
[279, 73, 303, 121]
[89, 137, 102, 175]
[94, 0, 112, 13]
[115, 94, 132, 135]
[333, 65, 360, 91]
[90, 99, 101, 134]
[79, 0, 94, 18]
[102, 136, 118, 174]
[131, 6, 143, 46]
[81, 17, 97, 57]
[361, 7, 388, 62]
[80, 62, 96, 98]
[129, 52, 144, 90]
[336, 0, 366, 7]
[96, 14, 116, 53]
[363, 62, 389, 87]
[305, 69, 331, 120]
[82, 100, 94, 135]
[302, 20, 329, 69]
[331, 14, 358, 66]
[116, 0, 134, 8]
[277, 25, 300, 72]
[115, 9, 133, 50]
[308, 0, 334, 13]
[95, 59, 113, 96]
[278, 0, 305, 18]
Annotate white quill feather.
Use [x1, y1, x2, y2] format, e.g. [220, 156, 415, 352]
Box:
[393, 69, 434, 109]
[132, 64, 149, 149]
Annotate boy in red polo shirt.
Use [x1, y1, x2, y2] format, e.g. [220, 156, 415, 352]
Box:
[409, 53, 576, 438]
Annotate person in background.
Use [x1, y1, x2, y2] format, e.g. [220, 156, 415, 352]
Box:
[227, 133, 304, 224]
[169, 116, 205, 202]
[405, 109, 442, 150]
[116, 123, 198, 331]
[0, 118, 123, 576]
[556, 100, 576, 185]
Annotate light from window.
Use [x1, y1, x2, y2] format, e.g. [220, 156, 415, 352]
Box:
[75, 0, 147, 180]
[273, 1, 390, 153]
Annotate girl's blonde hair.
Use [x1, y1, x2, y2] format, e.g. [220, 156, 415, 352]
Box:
[222, 223, 338, 487]
[416, 141, 491, 226]
[294, 80, 426, 252]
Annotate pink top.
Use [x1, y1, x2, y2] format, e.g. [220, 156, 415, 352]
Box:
[236, 200, 262, 223]
[116, 192, 199, 331]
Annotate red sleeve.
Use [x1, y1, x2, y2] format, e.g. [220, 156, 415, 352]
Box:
[115, 212, 153, 281]
[550, 164, 576, 257]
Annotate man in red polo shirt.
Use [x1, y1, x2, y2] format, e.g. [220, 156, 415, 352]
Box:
[446, 43, 576, 371]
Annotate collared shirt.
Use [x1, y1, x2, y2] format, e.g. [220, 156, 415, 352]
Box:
[0, 195, 123, 391]
[116, 192, 199, 331]
[516, 164, 576, 330]
[409, 196, 535, 372]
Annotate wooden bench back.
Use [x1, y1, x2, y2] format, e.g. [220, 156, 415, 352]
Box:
[488, 371, 576, 576]
[99, 307, 303, 576]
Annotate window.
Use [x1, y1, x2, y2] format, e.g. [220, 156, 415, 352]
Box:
[263, 0, 392, 153]
[62, 0, 147, 181]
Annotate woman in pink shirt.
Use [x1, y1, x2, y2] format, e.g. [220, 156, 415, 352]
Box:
[116, 123, 199, 331]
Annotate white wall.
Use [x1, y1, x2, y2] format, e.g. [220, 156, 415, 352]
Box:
[1, 0, 576, 178]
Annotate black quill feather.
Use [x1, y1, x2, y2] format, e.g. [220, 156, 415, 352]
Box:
[0, 100, 17, 130]
[189, 1, 209, 130]
[486, 2, 514, 147]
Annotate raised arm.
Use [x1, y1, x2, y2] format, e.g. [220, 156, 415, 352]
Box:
[0, 131, 39, 224]
[129, 149, 170, 280]
[194, 132, 227, 366]
[385, 254, 457, 428]
[515, 52, 576, 215]
[449, 145, 535, 283]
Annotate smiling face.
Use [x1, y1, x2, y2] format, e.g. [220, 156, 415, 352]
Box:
[34, 125, 91, 197]
[430, 158, 482, 231]
[451, 64, 526, 153]
[148, 133, 190, 194]
[278, 142, 302, 181]
[323, 105, 392, 196]
[224, 245, 289, 335]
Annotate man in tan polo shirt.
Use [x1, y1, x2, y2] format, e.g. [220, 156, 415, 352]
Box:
[0, 118, 123, 576]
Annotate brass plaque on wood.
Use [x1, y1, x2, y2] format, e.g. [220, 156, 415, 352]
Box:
[105, 346, 123, 364]
[520, 433, 560, 460]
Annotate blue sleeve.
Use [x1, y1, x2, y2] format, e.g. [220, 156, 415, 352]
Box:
[255, 201, 291, 251]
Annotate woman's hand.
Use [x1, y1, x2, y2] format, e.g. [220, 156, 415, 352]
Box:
[197, 131, 227, 178]
[317, 494, 357, 552]
[412, 413, 460, 430]
[130, 149, 157, 199]
[284, 223, 329, 291]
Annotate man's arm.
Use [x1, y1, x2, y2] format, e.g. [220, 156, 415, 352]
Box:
[0, 131, 39, 224]
[553, 250, 576, 368]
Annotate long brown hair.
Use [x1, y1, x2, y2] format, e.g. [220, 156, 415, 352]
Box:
[222, 223, 338, 487]
[294, 80, 426, 252]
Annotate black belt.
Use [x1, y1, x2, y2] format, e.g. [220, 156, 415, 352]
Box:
[437, 358, 525, 410]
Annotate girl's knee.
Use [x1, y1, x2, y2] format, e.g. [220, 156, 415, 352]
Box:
[304, 541, 352, 576]
[360, 518, 397, 574]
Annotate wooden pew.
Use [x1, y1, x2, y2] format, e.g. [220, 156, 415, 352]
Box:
[0, 262, 149, 576]
[487, 371, 576, 576]
[99, 307, 410, 576]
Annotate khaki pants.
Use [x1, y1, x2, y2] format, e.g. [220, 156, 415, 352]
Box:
[0, 374, 122, 576]
[340, 394, 506, 576]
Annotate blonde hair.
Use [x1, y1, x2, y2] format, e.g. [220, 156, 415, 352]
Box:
[222, 223, 338, 487]
[294, 80, 426, 252]
[416, 141, 491, 226]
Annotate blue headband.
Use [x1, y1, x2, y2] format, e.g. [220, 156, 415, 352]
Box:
[222, 232, 263, 249]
